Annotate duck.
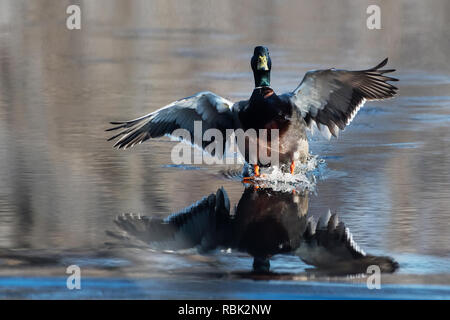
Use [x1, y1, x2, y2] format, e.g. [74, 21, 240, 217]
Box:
[107, 46, 398, 178]
[111, 186, 398, 274]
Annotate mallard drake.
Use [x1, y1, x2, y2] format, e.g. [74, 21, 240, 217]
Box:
[107, 46, 398, 177]
[112, 187, 398, 273]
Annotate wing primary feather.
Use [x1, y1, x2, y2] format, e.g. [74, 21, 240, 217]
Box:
[366, 57, 388, 71]
[107, 92, 237, 151]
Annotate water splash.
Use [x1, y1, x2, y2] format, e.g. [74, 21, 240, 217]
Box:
[252, 156, 319, 191]
[221, 155, 324, 192]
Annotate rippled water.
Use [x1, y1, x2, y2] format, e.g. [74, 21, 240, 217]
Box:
[0, 0, 449, 299]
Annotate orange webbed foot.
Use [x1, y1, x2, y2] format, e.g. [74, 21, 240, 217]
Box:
[242, 165, 262, 183]
[254, 165, 260, 177]
[290, 161, 295, 175]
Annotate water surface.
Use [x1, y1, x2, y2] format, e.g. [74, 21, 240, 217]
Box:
[0, 0, 449, 299]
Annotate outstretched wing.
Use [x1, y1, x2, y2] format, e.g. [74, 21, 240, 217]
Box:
[296, 210, 398, 273]
[111, 188, 231, 251]
[106, 91, 237, 150]
[280, 58, 398, 138]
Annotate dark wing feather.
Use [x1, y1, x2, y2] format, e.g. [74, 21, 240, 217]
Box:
[280, 58, 398, 138]
[112, 188, 231, 251]
[296, 210, 398, 273]
[106, 91, 237, 150]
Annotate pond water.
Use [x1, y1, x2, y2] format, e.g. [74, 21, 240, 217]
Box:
[0, 0, 449, 299]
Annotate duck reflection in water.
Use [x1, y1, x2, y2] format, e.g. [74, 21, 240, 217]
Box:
[111, 186, 398, 275]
